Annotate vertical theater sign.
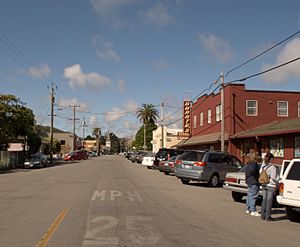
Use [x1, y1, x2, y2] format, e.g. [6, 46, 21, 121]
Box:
[178, 100, 191, 139]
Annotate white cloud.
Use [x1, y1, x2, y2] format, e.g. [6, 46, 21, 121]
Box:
[198, 33, 233, 64]
[58, 98, 89, 111]
[105, 107, 125, 122]
[117, 79, 126, 94]
[124, 100, 138, 111]
[96, 43, 121, 62]
[64, 64, 111, 90]
[123, 121, 139, 131]
[90, 0, 138, 28]
[104, 100, 138, 123]
[90, 0, 136, 16]
[153, 57, 168, 70]
[88, 115, 101, 129]
[140, 2, 175, 27]
[27, 64, 51, 79]
[261, 38, 300, 84]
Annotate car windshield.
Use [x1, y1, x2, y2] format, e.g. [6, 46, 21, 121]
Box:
[30, 153, 43, 159]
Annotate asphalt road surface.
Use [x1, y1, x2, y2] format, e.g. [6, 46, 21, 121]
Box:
[0, 155, 299, 247]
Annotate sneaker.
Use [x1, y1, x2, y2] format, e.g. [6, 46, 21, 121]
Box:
[250, 211, 261, 217]
[246, 210, 250, 214]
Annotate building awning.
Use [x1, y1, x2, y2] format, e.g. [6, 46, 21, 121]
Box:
[175, 132, 228, 148]
[230, 118, 300, 139]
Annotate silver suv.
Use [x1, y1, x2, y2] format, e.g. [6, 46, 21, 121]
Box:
[174, 150, 243, 187]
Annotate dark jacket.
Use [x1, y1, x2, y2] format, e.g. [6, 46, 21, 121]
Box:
[245, 162, 260, 186]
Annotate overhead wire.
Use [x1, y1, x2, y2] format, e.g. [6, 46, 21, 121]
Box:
[227, 56, 300, 84]
[225, 29, 300, 77]
[166, 30, 300, 128]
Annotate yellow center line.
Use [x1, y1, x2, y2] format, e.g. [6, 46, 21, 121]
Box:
[36, 208, 69, 247]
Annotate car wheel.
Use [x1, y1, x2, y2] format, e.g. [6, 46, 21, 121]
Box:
[286, 206, 300, 222]
[181, 178, 190, 184]
[164, 171, 169, 175]
[147, 166, 152, 169]
[231, 191, 244, 202]
[208, 173, 220, 187]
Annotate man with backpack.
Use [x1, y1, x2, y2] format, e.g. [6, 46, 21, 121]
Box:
[259, 153, 280, 221]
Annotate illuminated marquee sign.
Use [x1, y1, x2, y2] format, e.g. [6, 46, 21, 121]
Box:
[183, 100, 191, 137]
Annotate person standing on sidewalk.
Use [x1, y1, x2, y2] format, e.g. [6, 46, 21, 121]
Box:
[260, 153, 279, 221]
[245, 151, 261, 216]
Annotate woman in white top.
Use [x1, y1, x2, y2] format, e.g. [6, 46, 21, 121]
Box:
[259, 153, 279, 221]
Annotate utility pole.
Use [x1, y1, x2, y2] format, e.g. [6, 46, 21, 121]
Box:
[48, 82, 57, 164]
[160, 101, 165, 148]
[69, 104, 80, 152]
[81, 116, 88, 149]
[220, 72, 225, 152]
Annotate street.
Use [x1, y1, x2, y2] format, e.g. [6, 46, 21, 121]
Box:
[0, 155, 299, 247]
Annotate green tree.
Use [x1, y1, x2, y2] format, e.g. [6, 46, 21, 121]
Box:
[27, 131, 42, 154]
[0, 94, 35, 150]
[133, 122, 157, 150]
[109, 132, 120, 154]
[136, 104, 159, 150]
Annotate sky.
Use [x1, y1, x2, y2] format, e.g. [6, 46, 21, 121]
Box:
[1, 0, 300, 139]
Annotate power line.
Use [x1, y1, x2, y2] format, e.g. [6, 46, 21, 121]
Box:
[54, 103, 137, 116]
[225, 29, 300, 77]
[0, 28, 34, 67]
[227, 56, 300, 84]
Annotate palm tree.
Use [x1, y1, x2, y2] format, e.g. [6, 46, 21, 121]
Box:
[92, 128, 101, 153]
[136, 104, 159, 150]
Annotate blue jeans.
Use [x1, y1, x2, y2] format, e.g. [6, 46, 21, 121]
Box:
[261, 186, 276, 219]
[246, 184, 259, 212]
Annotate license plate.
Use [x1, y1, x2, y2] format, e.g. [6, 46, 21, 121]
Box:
[164, 163, 169, 166]
[183, 165, 191, 169]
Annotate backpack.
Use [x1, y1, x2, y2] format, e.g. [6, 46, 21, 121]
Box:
[258, 165, 270, 184]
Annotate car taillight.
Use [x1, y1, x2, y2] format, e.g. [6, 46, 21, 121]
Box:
[225, 177, 237, 183]
[175, 160, 182, 165]
[193, 161, 207, 166]
[159, 162, 164, 166]
[279, 182, 284, 195]
[169, 162, 174, 167]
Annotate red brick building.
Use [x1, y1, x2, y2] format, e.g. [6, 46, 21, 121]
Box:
[177, 83, 300, 164]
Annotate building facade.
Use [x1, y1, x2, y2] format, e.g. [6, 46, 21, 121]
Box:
[152, 126, 183, 153]
[177, 83, 300, 164]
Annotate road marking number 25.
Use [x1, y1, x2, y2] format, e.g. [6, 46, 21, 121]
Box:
[82, 216, 160, 246]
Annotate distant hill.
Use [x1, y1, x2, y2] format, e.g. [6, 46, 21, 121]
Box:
[35, 125, 66, 137]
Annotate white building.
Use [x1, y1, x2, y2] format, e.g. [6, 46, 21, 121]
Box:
[152, 126, 183, 153]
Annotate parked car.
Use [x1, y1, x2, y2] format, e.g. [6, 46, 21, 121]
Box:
[141, 152, 155, 168]
[129, 151, 138, 163]
[153, 148, 182, 169]
[158, 155, 178, 175]
[174, 150, 243, 187]
[277, 159, 300, 221]
[223, 161, 289, 202]
[88, 151, 98, 157]
[64, 150, 88, 161]
[135, 151, 149, 163]
[24, 153, 49, 168]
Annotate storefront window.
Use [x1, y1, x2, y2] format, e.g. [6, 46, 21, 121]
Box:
[240, 139, 252, 156]
[295, 136, 300, 157]
[270, 138, 284, 157]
